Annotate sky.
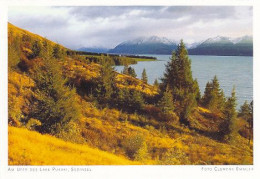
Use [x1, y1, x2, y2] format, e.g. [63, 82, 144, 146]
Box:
[9, 6, 252, 49]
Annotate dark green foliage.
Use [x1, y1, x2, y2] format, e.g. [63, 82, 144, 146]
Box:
[158, 89, 174, 114]
[238, 100, 253, 143]
[142, 68, 148, 83]
[114, 88, 144, 112]
[202, 76, 225, 112]
[193, 79, 201, 103]
[239, 101, 251, 120]
[153, 79, 159, 88]
[130, 90, 145, 110]
[52, 44, 62, 59]
[96, 57, 116, 100]
[222, 87, 237, 142]
[31, 48, 80, 134]
[161, 40, 198, 125]
[128, 67, 137, 78]
[8, 34, 21, 70]
[122, 65, 137, 78]
[122, 64, 129, 75]
[30, 40, 43, 59]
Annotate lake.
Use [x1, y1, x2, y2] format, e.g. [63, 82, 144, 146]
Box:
[114, 55, 253, 108]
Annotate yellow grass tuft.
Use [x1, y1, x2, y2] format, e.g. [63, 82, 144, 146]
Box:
[8, 127, 139, 165]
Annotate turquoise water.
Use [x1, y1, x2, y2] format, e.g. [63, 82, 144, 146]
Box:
[114, 55, 253, 108]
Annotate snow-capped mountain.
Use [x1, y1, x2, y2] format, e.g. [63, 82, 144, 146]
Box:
[198, 35, 252, 45]
[101, 35, 253, 56]
[188, 35, 253, 56]
[121, 36, 176, 45]
[109, 36, 178, 55]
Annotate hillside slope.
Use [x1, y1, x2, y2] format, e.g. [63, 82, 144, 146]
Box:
[9, 127, 138, 165]
[8, 23, 253, 165]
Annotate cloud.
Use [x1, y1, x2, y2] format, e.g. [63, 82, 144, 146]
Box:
[8, 6, 252, 49]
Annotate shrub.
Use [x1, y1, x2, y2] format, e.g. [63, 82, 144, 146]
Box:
[122, 134, 146, 159]
[55, 121, 85, 144]
[25, 118, 41, 130]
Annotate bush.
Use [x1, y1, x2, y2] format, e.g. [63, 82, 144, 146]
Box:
[25, 118, 41, 130]
[55, 121, 85, 144]
[122, 134, 146, 159]
[158, 147, 190, 165]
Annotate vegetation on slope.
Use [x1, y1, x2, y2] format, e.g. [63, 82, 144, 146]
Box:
[8, 23, 253, 165]
[9, 127, 137, 165]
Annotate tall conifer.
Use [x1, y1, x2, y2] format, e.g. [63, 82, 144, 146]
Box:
[161, 40, 198, 124]
[142, 68, 148, 83]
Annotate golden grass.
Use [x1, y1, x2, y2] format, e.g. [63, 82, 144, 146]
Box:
[8, 126, 138, 165]
[8, 23, 66, 50]
[80, 101, 253, 165]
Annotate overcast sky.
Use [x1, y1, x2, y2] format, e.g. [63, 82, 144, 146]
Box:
[9, 6, 252, 49]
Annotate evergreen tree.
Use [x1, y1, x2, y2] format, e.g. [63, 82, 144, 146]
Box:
[129, 90, 144, 111]
[222, 87, 237, 143]
[128, 67, 137, 78]
[30, 40, 42, 59]
[193, 79, 201, 103]
[122, 64, 129, 75]
[31, 47, 80, 134]
[239, 100, 253, 144]
[116, 88, 125, 107]
[202, 76, 225, 112]
[153, 79, 159, 88]
[239, 101, 251, 120]
[161, 40, 197, 125]
[122, 65, 137, 78]
[142, 68, 148, 83]
[158, 89, 174, 114]
[97, 59, 116, 100]
[52, 44, 62, 59]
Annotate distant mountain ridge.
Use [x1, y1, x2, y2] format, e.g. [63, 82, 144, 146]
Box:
[79, 35, 253, 56]
[77, 47, 109, 53]
[108, 36, 178, 55]
[189, 36, 253, 56]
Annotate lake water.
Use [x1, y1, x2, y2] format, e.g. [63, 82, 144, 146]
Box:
[114, 55, 253, 108]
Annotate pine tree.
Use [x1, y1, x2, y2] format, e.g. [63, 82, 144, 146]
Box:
[31, 44, 80, 134]
[97, 59, 116, 100]
[52, 44, 62, 59]
[202, 76, 225, 112]
[239, 100, 253, 144]
[153, 79, 159, 88]
[116, 88, 125, 107]
[122, 65, 137, 78]
[222, 87, 237, 143]
[193, 79, 201, 103]
[30, 40, 42, 59]
[158, 89, 174, 114]
[122, 64, 129, 75]
[142, 68, 148, 83]
[129, 90, 144, 111]
[161, 40, 198, 125]
[128, 67, 137, 78]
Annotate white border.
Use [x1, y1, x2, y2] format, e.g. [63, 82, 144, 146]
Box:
[0, 1, 259, 179]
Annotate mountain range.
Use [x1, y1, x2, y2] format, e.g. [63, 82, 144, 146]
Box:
[78, 35, 253, 56]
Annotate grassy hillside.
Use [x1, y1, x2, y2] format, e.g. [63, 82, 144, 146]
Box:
[8, 23, 253, 165]
[9, 127, 137, 165]
[8, 23, 66, 49]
